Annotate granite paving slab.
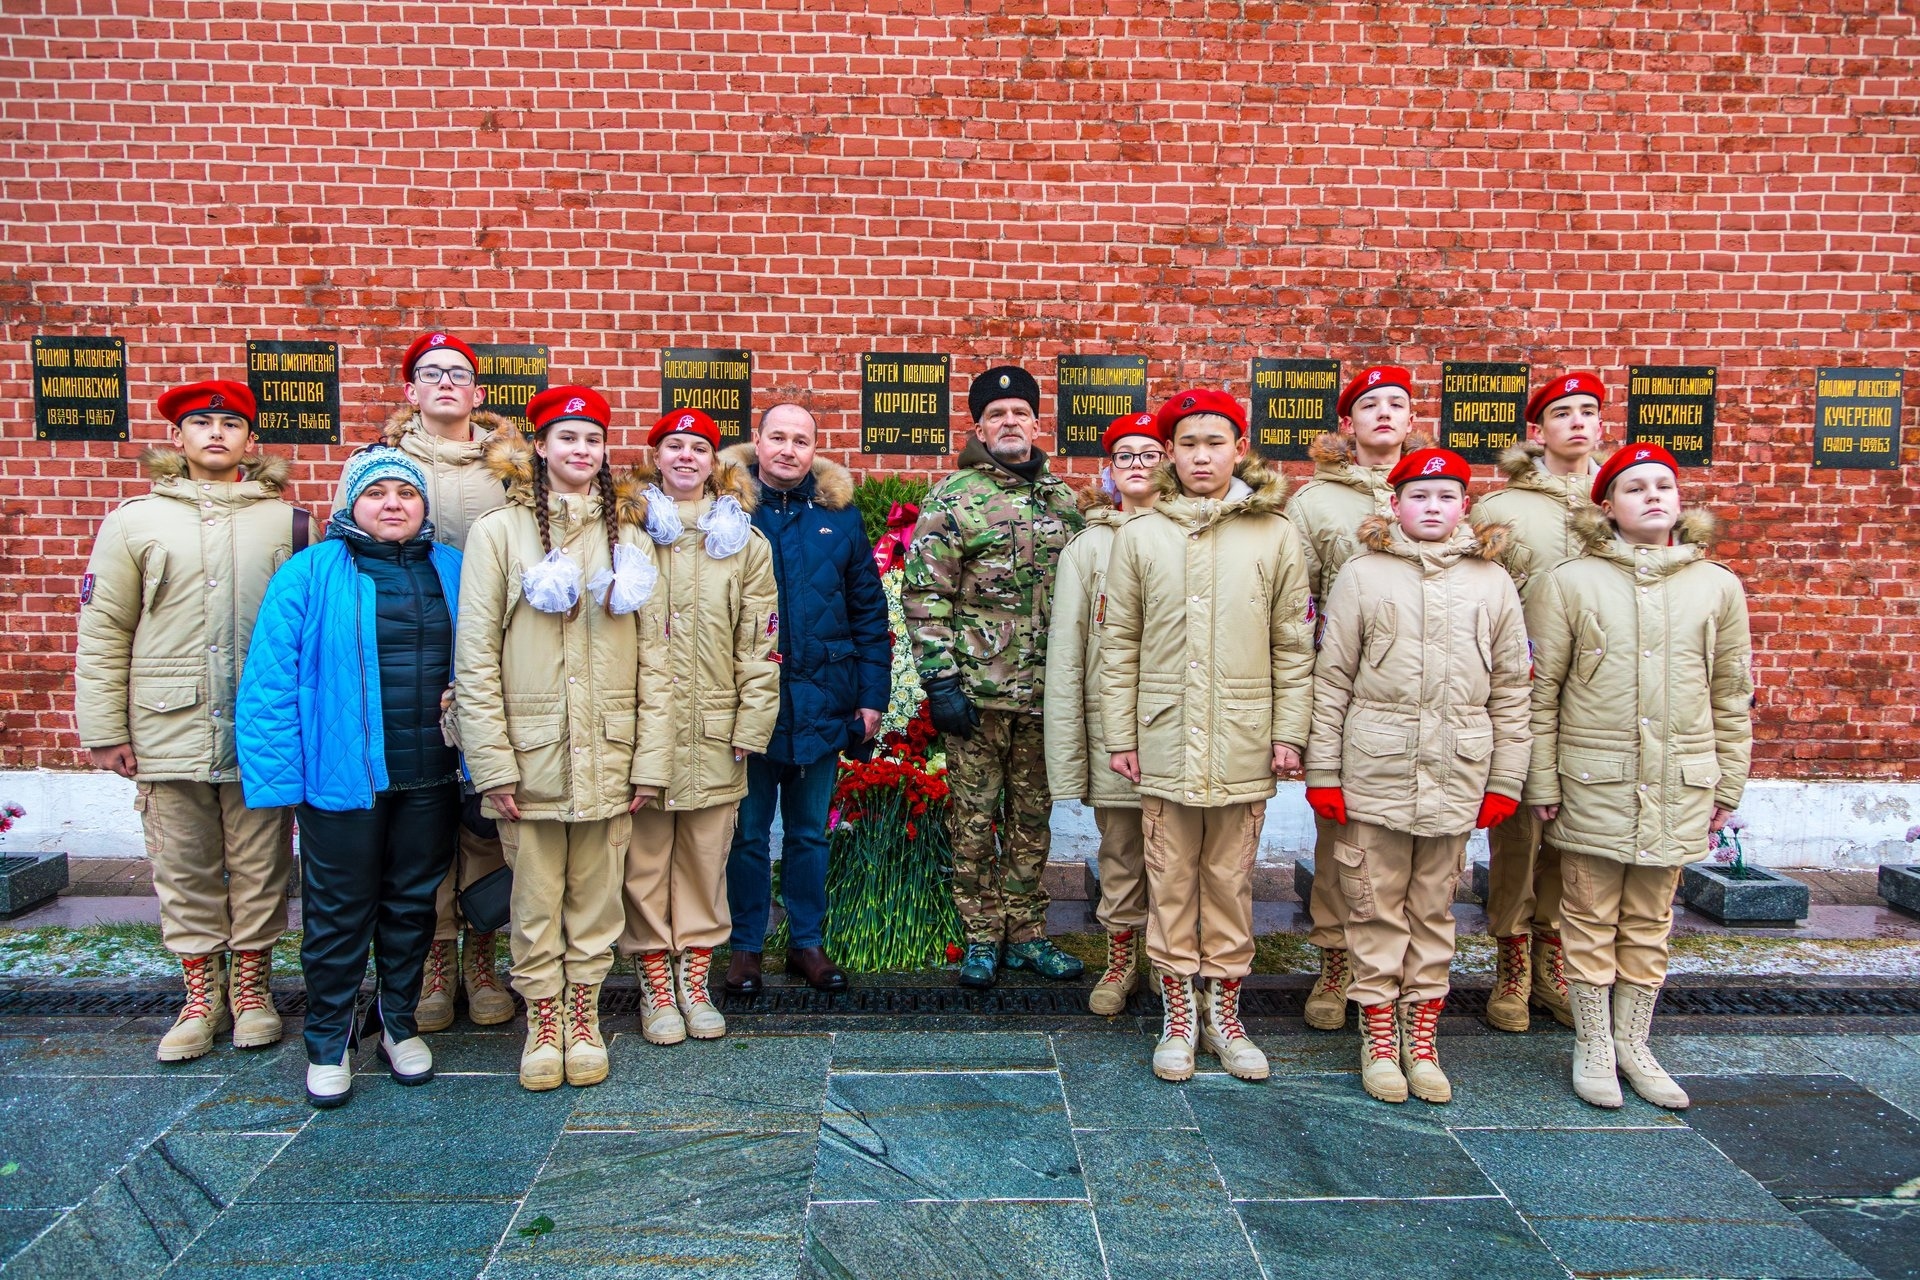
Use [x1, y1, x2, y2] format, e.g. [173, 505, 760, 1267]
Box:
[1786, 1196, 1920, 1280]
[801, 1200, 1106, 1280]
[830, 1029, 1054, 1072]
[1074, 1127, 1259, 1279]
[164, 1199, 518, 1279]
[0, 1075, 218, 1210]
[1051, 1030, 1196, 1130]
[0, 1210, 56, 1267]
[1647, 1032, 1833, 1075]
[0, 1033, 260, 1078]
[1803, 1032, 1920, 1121]
[1679, 1072, 1920, 1198]
[568, 1033, 831, 1133]
[1237, 1197, 1569, 1280]
[1427, 1036, 1684, 1129]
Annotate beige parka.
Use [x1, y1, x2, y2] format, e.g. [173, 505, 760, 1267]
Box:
[1288, 430, 1432, 602]
[1304, 517, 1532, 837]
[1098, 458, 1316, 808]
[1044, 487, 1146, 808]
[454, 435, 661, 823]
[330, 407, 519, 552]
[1470, 441, 1602, 601]
[75, 450, 303, 782]
[632, 459, 782, 814]
[1523, 509, 1754, 867]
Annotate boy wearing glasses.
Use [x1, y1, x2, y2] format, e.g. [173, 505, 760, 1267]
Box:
[1045, 413, 1165, 1015]
[333, 332, 519, 1033]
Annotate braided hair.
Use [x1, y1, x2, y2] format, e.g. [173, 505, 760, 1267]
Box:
[533, 439, 624, 617]
[595, 458, 620, 615]
[531, 449, 554, 556]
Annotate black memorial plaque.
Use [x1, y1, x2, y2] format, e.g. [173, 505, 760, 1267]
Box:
[31, 335, 128, 442]
[1813, 366, 1903, 470]
[861, 352, 950, 455]
[1439, 362, 1529, 464]
[1056, 354, 1147, 456]
[246, 340, 340, 445]
[662, 348, 752, 445]
[471, 344, 550, 433]
[1250, 358, 1341, 461]
[1626, 366, 1716, 465]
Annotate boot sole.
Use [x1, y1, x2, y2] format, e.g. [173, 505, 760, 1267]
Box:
[1532, 996, 1574, 1028]
[1483, 1006, 1531, 1034]
[157, 1040, 218, 1062]
[1199, 1035, 1270, 1081]
[1003, 957, 1085, 981]
[306, 1087, 353, 1109]
[1087, 990, 1131, 1016]
[1616, 1066, 1690, 1110]
[1409, 1082, 1453, 1104]
[519, 1073, 565, 1092]
[956, 973, 997, 989]
[566, 1062, 609, 1088]
[1303, 1003, 1348, 1031]
[1574, 1085, 1626, 1109]
[1152, 1062, 1195, 1083]
[464, 994, 517, 1027]
[643, 1024, 688, 1046]
[1363, 1078, 1409, 1103]
[686, 1025, 727, 1041]
[232, 1027, 284, 1050]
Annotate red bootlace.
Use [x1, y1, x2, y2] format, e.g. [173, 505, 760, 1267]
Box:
[1496, 936, 1529, 1000]
[530, 997, 561, 1049]
[1100, 930, 1135, 984]
[1212, 978, 1249, 1040]
[423, 941, 453, 997]
[229, 950, 270, 1014]
[468, 933, 504, 991]
[1404, 998, 1444, 1063]
[1361, 1003, 1398, 1062]
[567, 984, 596, 1041]
[181, 955, 216, 1019]
[682, 948, 714, 1005]
[639, 952, 676, 1010]
[1159, 974, 1193, 1039]
[1315, 948, 1349, 997]
[1537, 933, 1568, 995]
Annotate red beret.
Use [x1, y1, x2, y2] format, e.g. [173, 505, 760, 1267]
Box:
[647, 407, 721, 449]
[1387, 447, 1471, 490]
[528, 385, 611, 433]
[156, 380, 256, 426]
[1100, 412, 1162, 456]
[1591, 442, 1679, 503]
[1337, 365, 1415, 418]
[401, 331, 479, 380]
[1526, 371, 1606, 423]
[1154, 388, 1247, 440]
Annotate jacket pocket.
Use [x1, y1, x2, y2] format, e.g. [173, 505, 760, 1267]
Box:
[1362, 603, 1397, 668]
[1455, 730, 1493, 763]
[1333, 838, 1376, 922]
[1678, 753, 1721, 789]
[1558, 747, 1632, 784]
[1573, 610, 1606, 683]
[1136, 692, 1183, 778]
[130, 678, 204, 764]
[139, 546, 170, 613]
[506, 713, 567, 804]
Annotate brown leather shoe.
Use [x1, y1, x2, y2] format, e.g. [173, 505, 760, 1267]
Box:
[789, 946, 849, 993]
[724, 950, 763, 997]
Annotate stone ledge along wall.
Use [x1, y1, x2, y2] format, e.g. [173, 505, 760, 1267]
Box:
[1, 1, 1915, 779]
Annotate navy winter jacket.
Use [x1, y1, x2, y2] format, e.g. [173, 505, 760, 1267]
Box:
[722, 446, 891, 766]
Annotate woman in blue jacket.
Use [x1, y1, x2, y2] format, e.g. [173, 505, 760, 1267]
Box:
[237, 448, 463, 1109]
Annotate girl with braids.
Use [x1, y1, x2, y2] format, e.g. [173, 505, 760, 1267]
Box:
[618, 409, 780, 1045]
[455, 386, 662, 1092]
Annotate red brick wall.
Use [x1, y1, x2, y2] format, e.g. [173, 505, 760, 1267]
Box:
[3, 1, 1916, 777]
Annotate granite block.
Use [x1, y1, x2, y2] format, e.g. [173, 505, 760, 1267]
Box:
[569, 1033, 831, 1132]
[1294, 856, 1316, 916]
[1425, 1035, 1683, 1128]
[831, 1029, 1054, 1072]
[1647, 1032, 1831, 1076]
[1052, 1030, 1196, 1130]
[1239, 1197, 1567, 1280]
[0, 1032, 250, 1078]
[1470, 856, 1490, 904]
[0, 1210, 55, 1265]
[1879, 863, 1920, 916]
[1679, 1072, 1920, 1198]
[802, 1201, 1106, 1280]
[1804, 1033, 1920, 1122]
[1787, 1196, 1920, 1280]
[1679, 862, 1811, 924]
[0, 1075, 218, 1210]
[1076, 1128, 1257, 1280]
[0, 854, 68, 917]
[166, 1200, 518, 1279]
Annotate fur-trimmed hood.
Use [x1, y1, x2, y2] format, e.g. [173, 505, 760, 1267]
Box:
[1573, 505, 1716, 558]
[717, 442, 854, 510]
[480, 430, 648, 526]
[381, 403, 522, 452]
[1309, 429, 1435, 478]
[1358, 513, 1512, 569]
[142, 447, 290, 495]
[626, 450, 759, 514]
[1152, 454, 1291, 530]
[1075, 481, 1140, 529]
[1494, 439, 1605, 492]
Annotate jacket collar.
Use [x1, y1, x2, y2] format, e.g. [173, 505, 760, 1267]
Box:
[1308, 430, 1434, 495]
[1357, 515, 1500, 574]
[1152, 456, 1290, 531]
[955, 435, 1064, 492]
[1574, 506, 1715, 579]
[381, 403, 521, 461]
[718, 442, 854, 510]
[1494, 440, 1600, 501]
[142, 447, 289, 505]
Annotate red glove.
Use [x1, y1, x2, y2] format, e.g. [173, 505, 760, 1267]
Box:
[1476, 793, 1520, 829]
[1305, 787, 1347, 825]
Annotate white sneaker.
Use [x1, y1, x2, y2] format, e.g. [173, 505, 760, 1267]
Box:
[380, 1029, 435, 1085]
[306, 1045, 353, 1109]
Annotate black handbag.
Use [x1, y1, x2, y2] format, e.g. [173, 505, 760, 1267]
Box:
[455, 792, 512, 933]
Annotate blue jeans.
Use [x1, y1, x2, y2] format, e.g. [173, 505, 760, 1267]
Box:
[727, 752, 837, 952]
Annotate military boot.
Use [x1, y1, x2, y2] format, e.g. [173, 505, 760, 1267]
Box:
[1484, 934, 1532, 1033]
[1530, 932, 1573, 1027]
[461, 929, 516, 1026]
[1612, 983, 1690, 1110]
[1358, 1002, 1407, 1103]
[519, 995, 564, 1091]
[1199, 977, 1270, 1081]
[1152, 970, 1198, 1083]
[1568, 981, 1623, 1109]
[563, 981, 609, 1088]
[1303, 946, 1351, 1031]
[1004, 938, 1086, 980]
[957, 941, 999, 989]
[415, 939, 456, 1033]
[1087, 929, 1139, 1016]
[158, 954, 229, 1062]
[675, 948, 726, 1039]
[637, 951, 686, 1045]
[1398, 998, 1451, 1104]
[228, 948, 283, 1049]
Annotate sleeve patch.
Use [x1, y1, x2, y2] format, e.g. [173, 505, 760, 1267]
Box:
[79, 573, 94, 605]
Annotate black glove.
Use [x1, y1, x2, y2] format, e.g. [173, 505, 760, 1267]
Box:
[923, 675, 980, 739]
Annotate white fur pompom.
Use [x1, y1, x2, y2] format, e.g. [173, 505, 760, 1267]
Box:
[700, 495, 752, 559]
[643, 485, 683, 546]
[520, 547, 583, 614]
[587, 541, 658, 615]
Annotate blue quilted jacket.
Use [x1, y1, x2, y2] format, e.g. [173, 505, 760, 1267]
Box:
[236, 538, 462, 812]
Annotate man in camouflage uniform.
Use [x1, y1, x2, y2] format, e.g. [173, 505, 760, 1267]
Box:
[905, 365, 1085, 988]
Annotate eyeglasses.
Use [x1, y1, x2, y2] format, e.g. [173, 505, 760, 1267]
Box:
[414, 365, 475, 386]
[1112, 450, 1165, 469]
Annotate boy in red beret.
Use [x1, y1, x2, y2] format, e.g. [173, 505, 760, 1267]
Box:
[1469, 370, 1608, 1033]
[1304, 448, 1531, 1104]
[75, 381, 310, 1061]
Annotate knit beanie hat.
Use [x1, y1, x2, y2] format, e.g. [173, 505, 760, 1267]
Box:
[339, 446, 430, 513]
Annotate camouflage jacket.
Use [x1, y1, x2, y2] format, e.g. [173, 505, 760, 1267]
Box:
[903, 437, 1082, 712]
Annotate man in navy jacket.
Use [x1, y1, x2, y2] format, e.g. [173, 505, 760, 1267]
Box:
[721, 405, 891, 994]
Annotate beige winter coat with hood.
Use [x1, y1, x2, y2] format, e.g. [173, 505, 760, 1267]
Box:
[1098, 458, 1315, 808]
[455, 434, 661, 823]
[632, 457, 781, 813]
[1470, 441, 1602, 601]
[1524, 509, 1754, 867]
[331, 407, 519, 551]
[76, 450, 303, 782]
[1305, 517, 1532, 838]
[1044, 486, 1146, 808]
[1288, 429, 1432, 602]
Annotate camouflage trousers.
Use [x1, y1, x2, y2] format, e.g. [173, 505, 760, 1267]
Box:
[944, 709, 1053, 945]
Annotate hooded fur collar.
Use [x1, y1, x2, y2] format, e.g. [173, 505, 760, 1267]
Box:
[1152, 455, 1291, 529]
[141, 447, 290, 494]
[626, 451, 759, 514]
[1309, 429, 1435, 474]
[1494, 440, 1604, 494]
[480, 430, 648, 526]
[381, 403, 521, 452]
[1358, 513, 1512, 567]
[717, 442, 854, 510]
[1572, 505, 1716, 556]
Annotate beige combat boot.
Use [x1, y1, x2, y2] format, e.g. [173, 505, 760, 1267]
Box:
[461, 929, 516, 1027]
[1568, 980, 1624, 1109]
[1303, 946, 1351, 1031]
[1358, 1002, 1407, 1103]
[1484, 934, 1532, 1033]
[675, 948, 726, 1040]
[228, 948, 283, 1049]
[563, 981, 609, 1088]
[1530, 932, 1573, 1027]
[519, 995, 565, 1091]
[415, 938, 456, 1033]
[1152, 970, 1198, 1082]
[1398, 998, 1452, 1104]
[1612, 983, 1690, 1110]
[638, 951, 687, 1045]
[1087, 928, 1140, 1017]
[1200, 977, 1270, 1081]
[158, 954, 230, 1062]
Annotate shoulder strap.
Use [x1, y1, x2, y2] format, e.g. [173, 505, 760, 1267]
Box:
[292, 508, 311, 553]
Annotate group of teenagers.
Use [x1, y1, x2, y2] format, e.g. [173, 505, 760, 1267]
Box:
[71, 334, 1751, 1117]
